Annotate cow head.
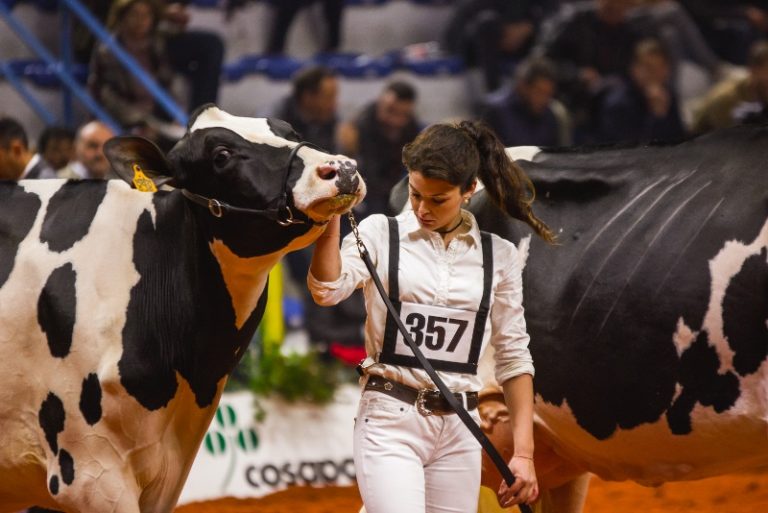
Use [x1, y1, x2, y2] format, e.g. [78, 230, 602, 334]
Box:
[104, 104, 366, 256]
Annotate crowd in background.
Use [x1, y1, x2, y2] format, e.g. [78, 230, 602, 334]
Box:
[3, 0, 768, 361]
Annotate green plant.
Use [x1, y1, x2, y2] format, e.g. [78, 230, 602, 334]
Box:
[248, 344, 341, 420]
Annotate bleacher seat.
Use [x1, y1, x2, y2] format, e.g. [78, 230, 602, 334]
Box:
[7, 58, 88, 87]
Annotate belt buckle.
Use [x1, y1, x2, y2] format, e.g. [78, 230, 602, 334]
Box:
[416, 389, 433, 417]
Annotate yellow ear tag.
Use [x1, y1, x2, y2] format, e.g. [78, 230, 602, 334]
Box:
[132, 164, 157, 193]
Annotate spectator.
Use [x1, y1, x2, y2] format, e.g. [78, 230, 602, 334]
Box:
[480, 57, 571, 147]
[533, 0, 646, 138]
[692, 40, 768, 133]
[269, 65, 340, 153]
[337, 81, 422, 217]
[630, 1, 723, 81]
[0, 117, 55, 180]
[37, 126, 75, 171]
[597, 38, 686, 144]
[89, 0, 180, 148]
[57, 121, 117, 180]
[266, 0, 345, 55]
[678, 0, 768, 65]
[443, 0, 558, 94]
[75, 0, 223, 111]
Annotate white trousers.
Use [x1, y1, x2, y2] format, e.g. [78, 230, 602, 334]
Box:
[354, 390, 482, 513]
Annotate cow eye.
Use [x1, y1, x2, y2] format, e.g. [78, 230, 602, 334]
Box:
[213, 147, 232, 167]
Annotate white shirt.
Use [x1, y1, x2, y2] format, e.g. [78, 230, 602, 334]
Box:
[308, 210, 534, 392]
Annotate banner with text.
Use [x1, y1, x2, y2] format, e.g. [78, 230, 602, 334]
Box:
[179, 384, 359, 503]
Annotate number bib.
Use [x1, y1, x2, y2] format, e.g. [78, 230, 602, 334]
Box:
[378, 217, 493, 375]
[394, 301, 478, 363]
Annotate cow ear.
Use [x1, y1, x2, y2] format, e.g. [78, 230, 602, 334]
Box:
[104, 136, 176, 190]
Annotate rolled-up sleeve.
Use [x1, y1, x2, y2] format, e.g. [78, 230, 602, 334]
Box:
[307, 214, 387, 306]
[490, 240, 535, 384]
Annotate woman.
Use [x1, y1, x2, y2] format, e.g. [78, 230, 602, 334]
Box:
[88, 0, 177, 146]
[308, 121, 554, 512]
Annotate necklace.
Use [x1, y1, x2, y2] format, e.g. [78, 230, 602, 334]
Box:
[434, 217, 463, 235]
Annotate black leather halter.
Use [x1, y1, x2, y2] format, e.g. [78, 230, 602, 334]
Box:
[181, 141, 328, 226]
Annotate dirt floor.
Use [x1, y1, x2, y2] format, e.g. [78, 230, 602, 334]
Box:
[176, 470, 768, 513]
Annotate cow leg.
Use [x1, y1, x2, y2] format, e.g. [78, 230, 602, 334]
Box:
[538, 473, 591, 513]
[46, 466, 142, 513]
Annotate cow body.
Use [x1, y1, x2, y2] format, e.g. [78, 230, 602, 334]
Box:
[0, 106, 365, 512]
[392, 125, 767, 509]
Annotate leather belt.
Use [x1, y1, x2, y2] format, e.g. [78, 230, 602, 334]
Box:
[364, 375, 478, 416]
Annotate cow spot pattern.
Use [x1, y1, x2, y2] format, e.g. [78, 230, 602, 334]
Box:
[40, 181, 108, 252]
[38, 264, 77, 358]
[79, 373, 102, 426]
[0, 186, 41, 288]
[38, 392, 65, 455]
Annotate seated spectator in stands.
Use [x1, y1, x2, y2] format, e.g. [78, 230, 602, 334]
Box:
[266, 0, 345, 55]
[37, 125, 75, 171]
[692, 40, 768, 133]
[630, 1, 723, 81]
[337, 81, 422, 217]
[161, 1, 225, 111]
[443, 0, 557, 94]
[57, 121, 117, 180]
[678, 0, 768, 65]
[89, 0, 180, 148]
[597, 39, 686, 144]
[533, 0, 646, 139]
[76, 0, 223, 111]
[480, 57, 571, 147]
[0, 117, 55, 180]
[269, 65, 340, 153]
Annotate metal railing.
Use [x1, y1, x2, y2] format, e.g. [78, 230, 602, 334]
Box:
[0, 0, 189, 132]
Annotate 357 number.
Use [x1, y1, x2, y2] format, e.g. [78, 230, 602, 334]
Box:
[404, 314, 469, 351]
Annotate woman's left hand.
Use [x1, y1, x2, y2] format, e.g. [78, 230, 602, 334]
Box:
[497, 455, 539, 508]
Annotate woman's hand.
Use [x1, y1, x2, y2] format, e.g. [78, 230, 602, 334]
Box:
[497, 455, 539, 507]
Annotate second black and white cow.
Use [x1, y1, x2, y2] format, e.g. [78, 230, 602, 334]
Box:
[390, 125, 767, 512]
[0, 105, 365, 512]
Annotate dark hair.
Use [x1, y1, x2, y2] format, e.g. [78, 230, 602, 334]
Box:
[633, 38, 670, 62]
[38, 125, 75, 153]
[0, 117, 28, 150]
[402, 120, 555, 243]
[748, 39, 768, 68]
[514, 57, 557, 87]
[292, 65, 336, 100]
[107, 0, 162, 31]
[384, 80, 417, 102]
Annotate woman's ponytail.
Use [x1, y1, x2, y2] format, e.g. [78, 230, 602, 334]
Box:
[459, 121, 556, 244]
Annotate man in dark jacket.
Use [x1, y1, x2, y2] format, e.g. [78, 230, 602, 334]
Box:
[338, 80, 422, 217]
[0, 118, 55, 180]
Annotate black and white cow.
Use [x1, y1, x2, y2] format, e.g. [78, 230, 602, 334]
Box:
[0, 105, 365, 512]
[392, 125, 768, 512]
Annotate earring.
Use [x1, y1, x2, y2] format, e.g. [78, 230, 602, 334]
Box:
[463, 197, 470, 205]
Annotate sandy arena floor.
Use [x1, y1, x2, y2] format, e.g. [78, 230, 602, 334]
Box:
[176, 469, 768, 513]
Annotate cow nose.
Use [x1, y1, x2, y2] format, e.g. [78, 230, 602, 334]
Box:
[319, 160, 360, 195]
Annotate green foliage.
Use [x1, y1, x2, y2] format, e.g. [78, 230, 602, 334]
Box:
[248, 344, 341, 407]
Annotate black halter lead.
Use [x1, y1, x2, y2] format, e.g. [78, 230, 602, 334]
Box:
[181, 141, 328, 226]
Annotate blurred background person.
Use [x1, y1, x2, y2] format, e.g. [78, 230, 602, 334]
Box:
[442, 0, 559, 96]
[597, 38, 686, 143]
[481, 56, 572, 147]
[692, 39, 768, 133]
[0, 117, 55, 180]
[57, 121, 117, 180]
[88, 0, 180, 149]
[37, 125, 75, 172]
[534, 0, 646, 141]
[268, 65, 339, 153]
[337, 80, 422, 217]
[266, 0, 345, 55]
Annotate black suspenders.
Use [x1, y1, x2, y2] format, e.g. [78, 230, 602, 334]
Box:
[379, 216, 494, 374]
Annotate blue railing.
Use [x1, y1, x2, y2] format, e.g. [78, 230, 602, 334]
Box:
[0, 0, 188, 131]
